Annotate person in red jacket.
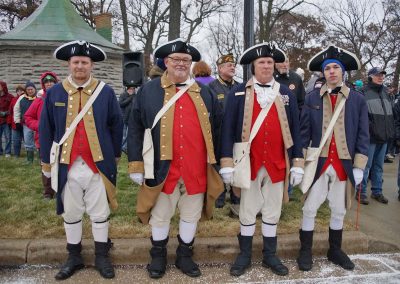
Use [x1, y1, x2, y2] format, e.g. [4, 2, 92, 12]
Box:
[0, 81, 13, 157]
[8, 85, 25, 157]
[25, 72, 58, 199]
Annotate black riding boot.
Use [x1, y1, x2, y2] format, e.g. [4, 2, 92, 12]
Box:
[230, 234, 253, 276]
[94, 239, 115, 279]
[327, 228, 355, 270]
[175, 235, 201, 277]
[55, 243, 84, 280]
[297, 229, 314, 271]
[147, 237, 168, 279]
[262, 236, 289, 276]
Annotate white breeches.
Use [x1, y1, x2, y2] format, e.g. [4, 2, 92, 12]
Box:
[239, 166, 284, 225]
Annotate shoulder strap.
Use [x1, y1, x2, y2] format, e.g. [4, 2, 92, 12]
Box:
[151, 79, 195, 129]
[248, 82, 280, 144]
[57, 81, 105, 146]
[316, 97, 346, 154]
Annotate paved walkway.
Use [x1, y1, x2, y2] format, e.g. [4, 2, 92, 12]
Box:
[347, 156, 400, 251]
[1, 253, 400, 283]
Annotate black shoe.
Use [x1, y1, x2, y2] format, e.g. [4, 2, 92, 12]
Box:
[175, 235, 201, 277]
[147, 237, 168, 279]
[398, 194, 400, 201]
[230, 234, 253, 276]
[230, 191, 240, 205]
[355, 195, 369, 205]
[262, 236, 288, 276]
[371, 193, 388, 204]
[94, 240, 115, 279]
[384, 157, 393, 163]
[327, 228, 355, 270]
[55, 243, 84, 280]
[297, 230, 313, 271]
[215, 191, 226, 208]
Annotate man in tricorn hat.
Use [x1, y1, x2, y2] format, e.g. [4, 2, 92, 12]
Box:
[220, 42, 304, 277]
[127, 38, 223, 279]
[208, 53, 241, 212]
[39, 40, 123, 280]
[297, 45, 369, 271]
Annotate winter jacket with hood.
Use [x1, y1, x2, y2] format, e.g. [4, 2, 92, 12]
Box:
[0, 81, 13, 125]
[363, 81, 395, 144]
[24, 72, 58, 148]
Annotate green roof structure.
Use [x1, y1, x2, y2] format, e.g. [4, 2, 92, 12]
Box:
[0, 0, 122, 51]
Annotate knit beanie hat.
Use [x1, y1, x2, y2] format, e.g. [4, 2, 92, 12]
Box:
[25, 81, 36, 89]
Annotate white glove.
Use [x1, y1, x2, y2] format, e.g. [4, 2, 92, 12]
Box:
[290, 167, 304, 186]
[130, 173, 144, 185]
[219, 167, 234, 184]
[42, 170, 51, 178]
[352, 168, 364, 186]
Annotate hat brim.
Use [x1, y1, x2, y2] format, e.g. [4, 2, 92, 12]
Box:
[239, 42, 286, 65]
[153, 38, 201, 62]
[307, 45, 360, 71]
[54, 40, 107, 62]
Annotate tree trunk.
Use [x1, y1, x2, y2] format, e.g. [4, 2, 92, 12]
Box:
[119, 0, 130, 50]
[393, 51, 400, 94]
[168, 0, 181, 40]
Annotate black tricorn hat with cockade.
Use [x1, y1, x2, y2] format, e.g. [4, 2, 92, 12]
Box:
[53, 40, 107, 62]
[239, 42, 286, 65]
[153, 38, 201, 62]
[307, 45, 361, 71]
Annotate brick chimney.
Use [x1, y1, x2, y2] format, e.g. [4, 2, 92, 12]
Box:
[94, 13, 112, 42]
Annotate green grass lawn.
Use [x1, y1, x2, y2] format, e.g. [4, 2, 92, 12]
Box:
[0, 153, 351, 239]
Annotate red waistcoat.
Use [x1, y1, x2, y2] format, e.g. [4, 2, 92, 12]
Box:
[320, 94, 347, 181]
[69, 93, 98, 173]
[163, 91, 207, 195]
[250, 94, 286, 183]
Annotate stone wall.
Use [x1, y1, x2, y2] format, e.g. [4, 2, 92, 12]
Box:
[0, 43, 124, 95]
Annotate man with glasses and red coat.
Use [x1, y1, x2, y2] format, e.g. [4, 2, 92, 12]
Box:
[128, 38, 223, 279]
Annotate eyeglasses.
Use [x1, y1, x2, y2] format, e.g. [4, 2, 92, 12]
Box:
[167, 57, 192, 65]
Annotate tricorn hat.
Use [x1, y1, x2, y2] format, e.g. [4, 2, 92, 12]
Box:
[307, 45, 360, 72]
[53, 40, 107, 62]
[239, 42, 286, 65]
[153, 38, 201, 62]
[216, 53, 235, 65]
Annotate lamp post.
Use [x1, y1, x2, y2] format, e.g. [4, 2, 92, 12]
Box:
[243, 0, 254, 81]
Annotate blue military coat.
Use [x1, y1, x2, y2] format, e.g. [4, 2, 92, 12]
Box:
[300, 84, 369, 189]
[39, 78, 123, 215]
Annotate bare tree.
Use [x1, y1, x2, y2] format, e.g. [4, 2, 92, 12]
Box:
[118, 0, 130, 49]
[181, 0, 231, 42]
[269, 12, 326, 77]
[0, 0, 39, 31]
[206, 5, 243, 79]
[257, 0, 317, 42]
[207, 3, 243, 64]
[125, 0, 169, 72]
[322, 0, 393, 78]
[71, 0, 116, 27]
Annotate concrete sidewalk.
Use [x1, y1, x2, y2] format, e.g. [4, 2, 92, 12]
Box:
[0, 231, 374, 266]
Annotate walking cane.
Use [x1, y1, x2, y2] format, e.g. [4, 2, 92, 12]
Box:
[355, 184, 361, 230]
